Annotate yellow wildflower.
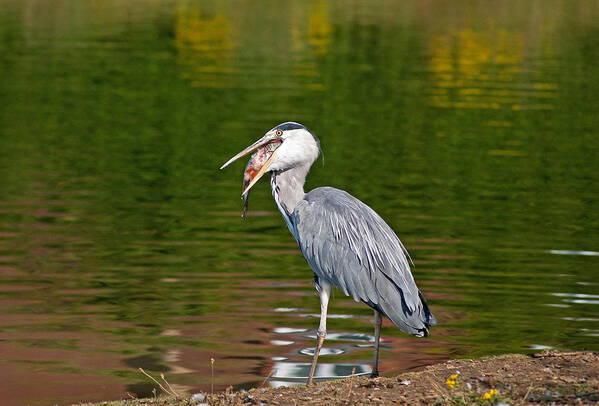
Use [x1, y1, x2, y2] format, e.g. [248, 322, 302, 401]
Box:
[482, 388, 498, 400]
[445, 373, 458, 389]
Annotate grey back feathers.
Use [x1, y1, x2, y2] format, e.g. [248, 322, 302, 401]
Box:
[291, 187, 436, 336]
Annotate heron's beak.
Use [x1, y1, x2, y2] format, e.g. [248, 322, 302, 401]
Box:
[220, 134, 282, 196]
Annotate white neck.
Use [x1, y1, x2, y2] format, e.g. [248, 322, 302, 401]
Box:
[270, 163, 310, 227]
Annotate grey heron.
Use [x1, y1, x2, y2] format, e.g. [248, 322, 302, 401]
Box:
[221, 122, 436, 385]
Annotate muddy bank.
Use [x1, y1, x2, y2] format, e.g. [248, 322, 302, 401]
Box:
[82, 351, 598, 405]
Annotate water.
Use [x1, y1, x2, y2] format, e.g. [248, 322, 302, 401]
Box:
[1, 0, 598, 404]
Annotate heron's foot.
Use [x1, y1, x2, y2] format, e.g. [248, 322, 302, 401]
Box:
[307, 329, 326, 386]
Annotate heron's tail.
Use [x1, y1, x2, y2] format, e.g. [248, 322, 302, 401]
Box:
[420, 291, 437, 325]
[417, 291, 437, 336]
[366, 289, 436, 337]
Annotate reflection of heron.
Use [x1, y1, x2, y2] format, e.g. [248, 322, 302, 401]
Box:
[221, 122, 436, 385]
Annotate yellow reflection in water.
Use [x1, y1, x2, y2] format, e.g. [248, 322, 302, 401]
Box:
[429, 25, 555, 111]
[175, 5, 233, 53]
[175, 4, 235, 87]
[174, 1, 328, 90]
[308, 0, 332, 55]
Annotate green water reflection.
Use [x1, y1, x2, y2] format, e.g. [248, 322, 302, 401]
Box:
[0, 0, 598, 404]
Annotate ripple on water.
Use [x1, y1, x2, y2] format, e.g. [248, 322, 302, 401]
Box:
[270, 362, 371, 381]
[562, 317, 599, 322]
[550, 292, 599, 305]
[273, 327, 309, 334]
[529, 344, 555, 350]
[565, 299, 599, 305]
[549, 250, 599, 256]
[269, 381, 306, 388]
[299, 313, 354, 319]
[298, 347, 345, 356]
[270, 340, 294, 346]
[273, 307, 300, 312]
[305, 332, 375, 342]
[551, 293, 599, 299]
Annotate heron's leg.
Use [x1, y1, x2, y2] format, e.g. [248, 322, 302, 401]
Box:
[307, 281, 331, 385]
[371, 310, 382, 378]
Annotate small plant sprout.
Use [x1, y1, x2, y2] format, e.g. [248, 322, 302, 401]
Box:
[261, 368, 277, 387]
[346, 367, 357, 403]
[138, 368, 180, 398]
[211, 358, 215, 394]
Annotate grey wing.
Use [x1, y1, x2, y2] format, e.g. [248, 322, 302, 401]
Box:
[291, 187, 436, 336]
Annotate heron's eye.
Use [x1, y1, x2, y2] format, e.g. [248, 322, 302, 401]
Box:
[275, 130, 283, 136]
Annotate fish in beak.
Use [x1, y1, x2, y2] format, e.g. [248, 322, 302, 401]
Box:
[220, 133, 283, 217]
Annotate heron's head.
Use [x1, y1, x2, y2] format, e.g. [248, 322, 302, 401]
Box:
[220, 122, 320, 196]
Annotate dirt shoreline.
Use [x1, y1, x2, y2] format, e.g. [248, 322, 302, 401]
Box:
[81, 351, 598, 405]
